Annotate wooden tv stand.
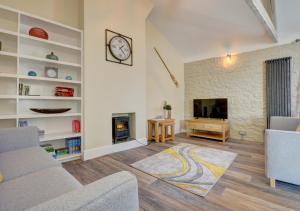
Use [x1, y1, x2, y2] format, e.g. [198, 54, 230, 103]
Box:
[185, 119, 230, 142]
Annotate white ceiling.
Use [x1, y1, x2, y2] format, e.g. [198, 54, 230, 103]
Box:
[275, 0, 300, 43]
[148, 0, 300, 63]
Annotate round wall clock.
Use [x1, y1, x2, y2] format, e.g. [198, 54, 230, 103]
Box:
[109, 36, 132, 61]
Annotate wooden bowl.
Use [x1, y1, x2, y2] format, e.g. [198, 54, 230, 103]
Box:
[29, 27, 48, 40]
[30, 108, 71, 114]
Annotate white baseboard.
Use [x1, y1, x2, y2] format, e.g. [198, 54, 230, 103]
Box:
[83, 138, 148, 160]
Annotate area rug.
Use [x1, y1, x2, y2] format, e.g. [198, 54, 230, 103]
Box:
[131, 143, 236, 196]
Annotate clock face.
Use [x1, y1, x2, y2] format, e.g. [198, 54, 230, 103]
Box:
[109, 36, 131, 61]
[45, 68, 58, 78]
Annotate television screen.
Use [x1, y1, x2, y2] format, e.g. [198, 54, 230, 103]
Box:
[193, 98, 228, 119]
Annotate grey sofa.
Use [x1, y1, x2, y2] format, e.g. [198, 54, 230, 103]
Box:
[265, 116, 300, 187]
[0, 127, 139, 211]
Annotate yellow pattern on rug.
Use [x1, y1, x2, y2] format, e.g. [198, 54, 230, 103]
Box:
[189, 148, 226, 178]
[153, 148, 188, 177]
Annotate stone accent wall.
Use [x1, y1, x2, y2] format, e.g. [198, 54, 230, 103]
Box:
[185, 42, 300, 142]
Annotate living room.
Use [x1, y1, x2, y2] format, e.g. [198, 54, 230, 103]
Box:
[1, 0, 300, 210]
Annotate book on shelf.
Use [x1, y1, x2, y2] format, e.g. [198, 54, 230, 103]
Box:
[66, 138, 81, 155]
[55, 87, 74, 97]
[19, 83, 30, 96]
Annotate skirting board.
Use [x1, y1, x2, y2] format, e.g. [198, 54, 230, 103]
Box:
[83, 138, 148, 160]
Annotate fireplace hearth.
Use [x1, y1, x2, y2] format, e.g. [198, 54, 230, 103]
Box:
[112, 116, 130, 144]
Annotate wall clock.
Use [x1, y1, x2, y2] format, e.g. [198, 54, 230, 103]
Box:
[45, 67, 58, 78]
[105, 29, 133, 66]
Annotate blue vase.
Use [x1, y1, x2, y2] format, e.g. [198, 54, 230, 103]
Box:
[65, 76, 72, 80]
[28, 71, 37, 77]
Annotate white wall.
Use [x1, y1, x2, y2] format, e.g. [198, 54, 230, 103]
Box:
[83, 0, 153, 150]
[185, 42, 300, 142]
[146, 21, 184, 133]
[0, 0, 82, 29]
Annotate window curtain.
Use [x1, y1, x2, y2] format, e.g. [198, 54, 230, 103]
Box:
[266, 57, 291, 128]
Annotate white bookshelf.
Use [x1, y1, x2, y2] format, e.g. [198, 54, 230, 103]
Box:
[0, 5, 83, 163]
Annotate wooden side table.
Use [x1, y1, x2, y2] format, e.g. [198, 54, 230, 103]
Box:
[148, 119, 175, 143]
[159, 121, 175, 142]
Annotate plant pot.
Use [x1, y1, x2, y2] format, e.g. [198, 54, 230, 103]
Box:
[164, 110, 171, 119]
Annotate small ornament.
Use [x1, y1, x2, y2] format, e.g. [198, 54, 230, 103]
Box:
[65, 76, 72, 80]
[46, 52, 59, 61]
[45, 67, 58, 78]
[28, 71, 37, 77]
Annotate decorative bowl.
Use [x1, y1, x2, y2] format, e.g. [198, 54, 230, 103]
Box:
[29, 27, 48, 40]
[30, 108, 71, 114]
[28, 71, 37, 77]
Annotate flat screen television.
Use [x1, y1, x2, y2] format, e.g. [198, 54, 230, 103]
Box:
[193, 98, 228, 119]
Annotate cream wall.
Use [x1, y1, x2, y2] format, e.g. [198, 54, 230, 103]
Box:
[84, 0, 153, 150]
[146, 21, 184, 133]
[185, 42, 300, 142]
[0, 0, 82, 29]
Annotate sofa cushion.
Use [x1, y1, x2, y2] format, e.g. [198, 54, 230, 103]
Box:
[0, 126, 39, 153]
[0, 147, 61, 181]
[0, 167, 82, 211]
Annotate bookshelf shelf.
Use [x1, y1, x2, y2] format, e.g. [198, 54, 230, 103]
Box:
[0, 73, 17, 78]
[0, 51, 18, 58]
[40, 132, 81, 142]
[19, 55, 81, 68]
[18, 113, 81, 119]
[19, 96, 82, 101]
[0, 4, 83, 162]
[19, 75, 81, 84]
[0, 95, 17, 99]
[20, 34, 81, 51]
[0, 28, 18, 37]
[56, 153, 81, 163]
[0, 114, 17, 120]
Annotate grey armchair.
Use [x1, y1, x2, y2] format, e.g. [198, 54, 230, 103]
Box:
[265, 116, 300, 187]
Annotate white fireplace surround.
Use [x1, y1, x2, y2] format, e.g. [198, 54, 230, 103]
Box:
[83, 112, 146, 160]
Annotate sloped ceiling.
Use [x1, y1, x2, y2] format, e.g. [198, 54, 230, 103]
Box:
[275, 0, 300, 43]
[148, 0, 300, 62]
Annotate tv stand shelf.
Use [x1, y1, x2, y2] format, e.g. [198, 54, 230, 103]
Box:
[185, 119, 230, 142]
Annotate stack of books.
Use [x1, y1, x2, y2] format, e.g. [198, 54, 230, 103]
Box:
[65, 138, 81, 154]
[19, 83, 30, 96]
[55, 87, 74, 97]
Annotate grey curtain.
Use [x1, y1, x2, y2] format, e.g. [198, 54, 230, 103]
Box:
[266, 57, 291, 128]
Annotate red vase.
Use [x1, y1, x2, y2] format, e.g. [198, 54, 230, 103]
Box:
[72, 120, 81, 133]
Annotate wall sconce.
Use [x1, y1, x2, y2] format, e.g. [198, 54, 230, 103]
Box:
[226, 54, 232, 63]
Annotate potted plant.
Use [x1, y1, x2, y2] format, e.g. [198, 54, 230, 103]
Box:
[163, 101, 172, 119]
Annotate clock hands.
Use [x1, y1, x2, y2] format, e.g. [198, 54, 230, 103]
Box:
[119, 45, 125, 55]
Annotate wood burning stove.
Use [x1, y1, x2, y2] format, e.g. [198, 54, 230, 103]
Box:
[112, 116, 130, 144]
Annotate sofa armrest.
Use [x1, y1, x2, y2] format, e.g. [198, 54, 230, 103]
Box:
[270, 116, 300, 131]
[0, 126, 40, 153]
[26, 171, 139, 211]
[265, 129, 300, 185]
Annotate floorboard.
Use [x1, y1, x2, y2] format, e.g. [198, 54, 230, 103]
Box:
[63, 133, 300, 211]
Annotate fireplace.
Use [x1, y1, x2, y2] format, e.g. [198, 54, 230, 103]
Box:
[112, 116, 130, 144]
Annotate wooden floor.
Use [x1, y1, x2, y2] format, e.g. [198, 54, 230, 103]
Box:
[63, 134, 300, 211]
